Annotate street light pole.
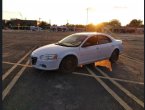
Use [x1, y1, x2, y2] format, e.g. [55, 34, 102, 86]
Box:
[39, 17, 41, 26]
[86, 8, 89, 31]
[49, 19, 51, 25]
[38, 18, 41, 31]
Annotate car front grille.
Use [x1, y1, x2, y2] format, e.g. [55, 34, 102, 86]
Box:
[31, 57, 37, 65]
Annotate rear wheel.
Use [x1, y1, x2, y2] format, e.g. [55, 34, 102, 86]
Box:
[59, 56, 77, 73]
[109, 49, 119, 63]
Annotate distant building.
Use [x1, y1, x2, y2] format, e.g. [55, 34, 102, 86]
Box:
[112, 27, 144, 34]
[9, 19, 37, 26]
[2, 19, 38, 30]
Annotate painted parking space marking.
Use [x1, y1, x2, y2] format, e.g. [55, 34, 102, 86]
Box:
[2, 46, 35, 80]
[2, 60, 30, 100]
[3, 61, 144, 85]
[3, 61, 32, 68]
[86, 67, 133, 110]
[73, 72, 144, 85]
[95, 67, 144, 108]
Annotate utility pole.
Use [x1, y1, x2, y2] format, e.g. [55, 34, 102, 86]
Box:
[39, 17, 41, 26]
[49, 19, 51, 25]
[38, 18, 41, 31]
[19, 12, 23, 20]
[66, 19, 69, 24]
[86, 8, 89, 31]
[39, 18, 41, 21]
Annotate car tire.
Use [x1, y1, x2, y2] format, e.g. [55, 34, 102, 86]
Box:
[109, 49, 119, 63]
[59, 56, 77, 73]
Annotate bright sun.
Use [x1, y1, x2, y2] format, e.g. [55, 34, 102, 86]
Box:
[3, 0, 144, 26]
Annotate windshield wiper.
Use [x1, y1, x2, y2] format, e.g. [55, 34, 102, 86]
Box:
[55, 42, 66, 46]
[55, 42, 72, 47]
[55, 42, 79, 47]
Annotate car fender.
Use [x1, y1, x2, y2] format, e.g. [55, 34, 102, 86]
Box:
[110, 45, 121, 56]
[113, 43, 123, 53]
[58, 51, 79, 65]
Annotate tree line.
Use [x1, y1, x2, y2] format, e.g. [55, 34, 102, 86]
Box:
[2, 19, 144, 31]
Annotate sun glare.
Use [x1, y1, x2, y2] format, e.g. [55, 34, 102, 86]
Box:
[3, 0, 144, 25]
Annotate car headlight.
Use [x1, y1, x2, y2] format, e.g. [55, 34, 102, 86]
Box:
[40, 54, 57, 60]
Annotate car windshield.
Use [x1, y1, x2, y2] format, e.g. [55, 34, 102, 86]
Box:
[55, 34, 88, 47]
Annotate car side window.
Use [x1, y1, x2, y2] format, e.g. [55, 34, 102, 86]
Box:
[98, 35, 112, 44]
[82, 36, 98, 47]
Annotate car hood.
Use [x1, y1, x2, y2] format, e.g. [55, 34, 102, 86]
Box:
[31, 44, 74, 57]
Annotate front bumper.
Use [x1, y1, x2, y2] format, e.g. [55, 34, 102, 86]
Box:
[31, 57, 62, 70]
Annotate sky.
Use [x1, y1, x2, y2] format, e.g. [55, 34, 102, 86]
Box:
[3, 0, 144, 26]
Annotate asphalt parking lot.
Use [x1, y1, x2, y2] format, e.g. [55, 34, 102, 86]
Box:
[2, 30, 144, 110]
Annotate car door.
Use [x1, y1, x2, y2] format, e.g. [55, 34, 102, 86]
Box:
[79, 36, 99, 64]
[97, 35, 114, 59]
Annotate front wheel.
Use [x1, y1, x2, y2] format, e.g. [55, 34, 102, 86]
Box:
[59, 57, 77, 73]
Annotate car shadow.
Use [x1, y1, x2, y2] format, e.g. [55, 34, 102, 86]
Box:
[31, 68, 71, 78]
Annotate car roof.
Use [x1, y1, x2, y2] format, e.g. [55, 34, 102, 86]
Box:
[73, 32, 115, 40]
[73, 32, 108, 36]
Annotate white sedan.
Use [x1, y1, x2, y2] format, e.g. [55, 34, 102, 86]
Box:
[31, 32, 123, 73]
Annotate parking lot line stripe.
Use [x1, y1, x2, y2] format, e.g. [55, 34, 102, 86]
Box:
[2, 47, 35, 80]
[95, 67, 144, 108]
[72, 72, 144, 85]
[3, 60, 144, 85]
[86, 67, 133, 110]
[72, 72, 93, 77]
[3, 61, 32, 68]
[2, 60, 30, 100]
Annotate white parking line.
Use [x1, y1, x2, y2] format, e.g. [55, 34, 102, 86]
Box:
[3, 61, 32, 68]
[95, 67, 144, 108]
[3, 61, 144, 85]
[72, 72, 144, 85]
[2, 60, 30, 100]
[2, 47, 35, 80]
[86, 67, 133, 110]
